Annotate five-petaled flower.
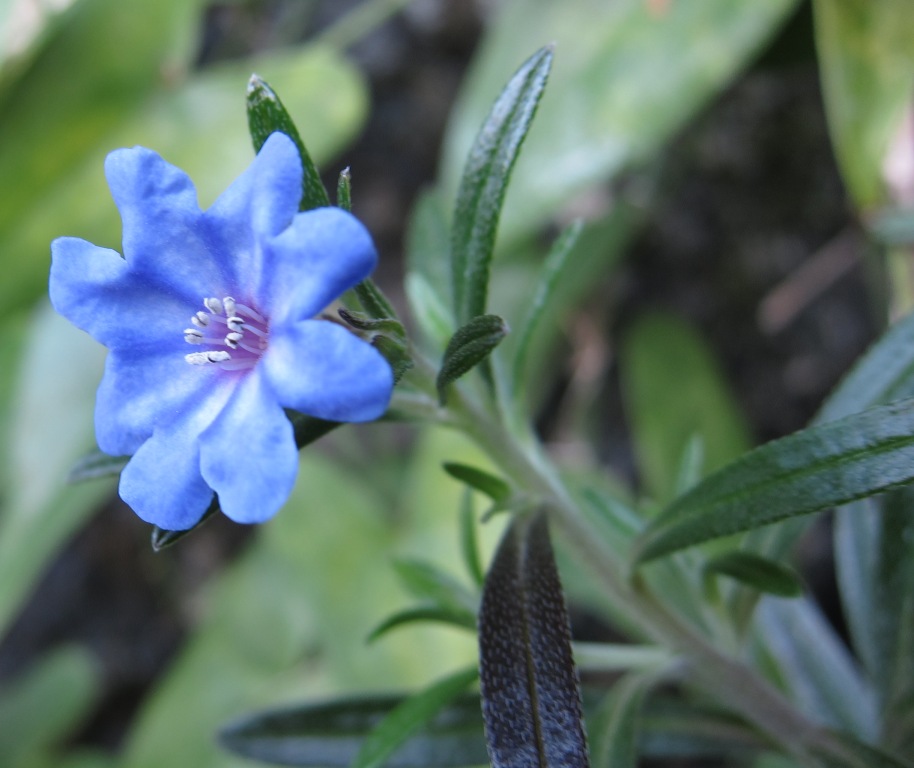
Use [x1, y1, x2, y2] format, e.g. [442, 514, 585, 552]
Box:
[49, 132, 394, 530]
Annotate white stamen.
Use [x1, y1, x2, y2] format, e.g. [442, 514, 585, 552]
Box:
[192, 311, 211, 327]
[223, 297, 237, 316]
[226, 316, 244, 332]
[244, 324, 268, 339]
[204, 297, 224, 314]
[225, 332, 244, 349]
[184, 329, 204, 344]
[185, 350, 232, 365]
[235, 303, 265, 324]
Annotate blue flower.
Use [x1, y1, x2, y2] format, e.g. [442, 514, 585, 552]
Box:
[50, 132, 394, 530]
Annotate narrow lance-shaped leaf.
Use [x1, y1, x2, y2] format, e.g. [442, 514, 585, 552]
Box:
[367, 606, 476, 644]
[437, 314, 509, 404]
[68, 450, 129, 483]
[459, 488, 485, 586]
[511, 219, 582, 398]
[351, 667, 480, 768]
[443, 462, 511, 504]
[451, 46, 553, 326]
[246, 74, 330, 211]
[704, 551, 803, 598]
[219, 691, 490, 768]
[479, 510, 589, 768]
[634, 398, 914, 563]
[589, 672, 661, 768]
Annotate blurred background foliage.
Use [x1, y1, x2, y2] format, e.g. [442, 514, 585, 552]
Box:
[0, 0, 911, 766]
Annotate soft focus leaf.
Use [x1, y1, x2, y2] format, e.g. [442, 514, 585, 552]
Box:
[450, 46, 553, 326]
[478, 511, 588, 768]
[753, 598, 877, 741]
[443, 0, 798, 247]
[219, 692, 489, 768]
[0, 306, 111, 638]
[67, 450, 128, 483]
[123, 447, 479, 768]
[589, 672, 660, 768]
[834, 488, 914, 731]
[443, 462, 511, 504]
[817, 308, 914, 424]
[813, 0, 914, 209]
[436, 314, 509, 404]
[406, 190, 454, 349]
[0, 0, 206, 311]
[0, 646, 98, 765]
[510, 220, 582, 401]
[246, 74, 330, 211]
[367, 606, 476, 643]
[458, 489, 485, 586]
[351, 668, 479, 768]
[392, 559, 478, 615]
[150, 497, 219, 551]
[810, 730, 914, 768]
[634, 398, 914, 563]
[704, 552, 803, 598]
[620, 312, 751, 505]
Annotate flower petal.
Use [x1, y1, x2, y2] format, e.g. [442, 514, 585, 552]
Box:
[203, 133, 302, 299]
[262, 207, 378, 325]
[118, 427, 214, 530]
[95, 347, 220, 455]
[105, 146, 228, 302]
[263, 320, 393, 422]
[199, 371, 298, 524]
[50, 236, 194, 352]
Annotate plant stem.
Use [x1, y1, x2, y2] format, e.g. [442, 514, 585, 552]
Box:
[440, 380, 839, 764]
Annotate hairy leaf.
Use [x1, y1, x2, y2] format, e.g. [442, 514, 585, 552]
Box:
[451, 46, 553, 325]
[704, 551, 803, 598]
[478, 511, 589, 767]
[247, 74, 330, 211]
[436, 314, 509, 404]
[634, 399, 914, 563]
[443, 462, 511, 504]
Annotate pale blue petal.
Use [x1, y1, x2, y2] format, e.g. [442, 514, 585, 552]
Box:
[203, 133, 302, 303]
[105, 147, 230, 302]
[262, 207, 377, 325]
[118, 427, 214, 530]
[95, 347, 220, 455]
[199, 371, 298, 523]
[50, 236, 194, 352]
[263, 320, 393, 422]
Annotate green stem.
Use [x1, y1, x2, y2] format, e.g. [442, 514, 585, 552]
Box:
[407, 366, 836, 764]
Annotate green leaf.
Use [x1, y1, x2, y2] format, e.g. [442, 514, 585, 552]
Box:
[406, 190, 454, 350]
[443, 462, 511, 504]
[834, 488, 914, 720]
[450, 46, 553, 326]
[219, 691, 489, 768]
[436, 314, 510, 404]
[338, 309, 406, 342]
[478, 511, 588, 768]
[753, 598, 877, 741]
[151, 497, 220, 551]
[442, 0, 798, 249]
[67, 450, 129, 483]
[371, 334, 414, 384]
[589, 672, 661, 768]
[0, 646, 99, 765]
[0, 307, 111, 638]
[459, 489, 485, 586]
[367, 606, 476, 643]
[704, 551, 803, 598]
[337, 166, 352, 211]
[352, 668, 480, 768]
[620, 312, 751, 505]
[810, 729, 914, 768]
[813, 0, 914, 209]
[510, 219, 582, 400]
[246, 74, 330, 211]
[634, 398, 914, 563]
[817, 308, 914, 424]
[393, 559, 478, 615]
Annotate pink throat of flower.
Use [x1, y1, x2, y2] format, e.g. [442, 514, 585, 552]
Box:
[183, 296, 269, 371]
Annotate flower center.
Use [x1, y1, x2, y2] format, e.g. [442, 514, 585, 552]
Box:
[183, 296, 269, 371]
